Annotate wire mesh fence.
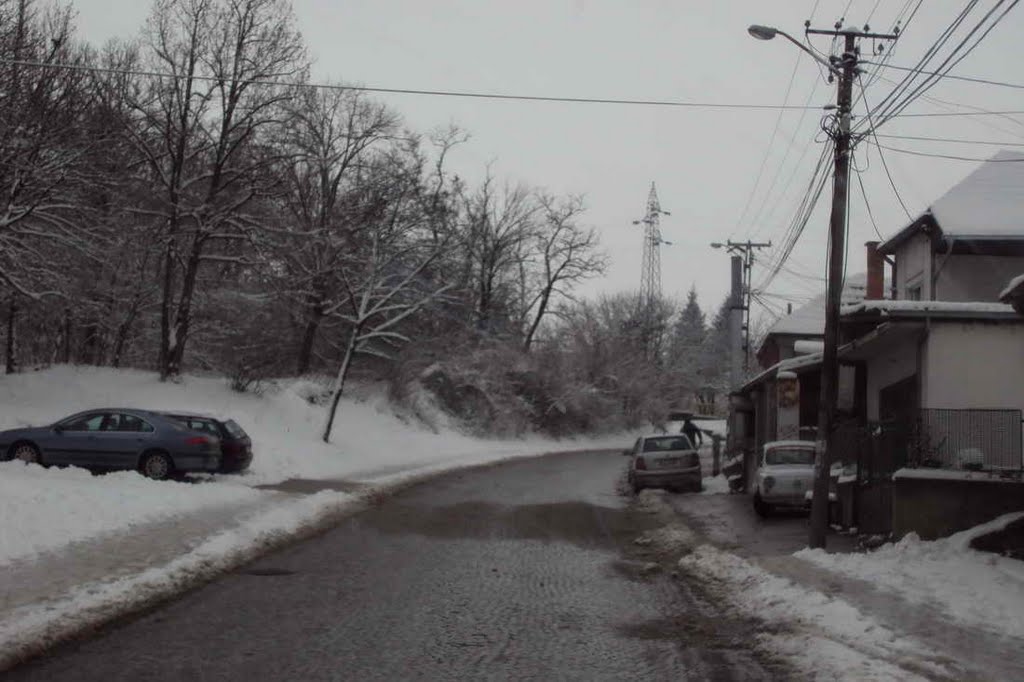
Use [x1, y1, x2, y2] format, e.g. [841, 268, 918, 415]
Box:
[913, 408, 1023, 472]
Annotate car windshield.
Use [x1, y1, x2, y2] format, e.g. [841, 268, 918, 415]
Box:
[643, 435, 693, 453]
[765, 447, 815, 466]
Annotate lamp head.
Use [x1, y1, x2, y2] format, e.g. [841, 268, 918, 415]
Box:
[747, 25, 778, 40]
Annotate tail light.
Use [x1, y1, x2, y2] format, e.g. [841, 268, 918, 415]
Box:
[635, 456, 647, 470]
[185, 436, 212, 447]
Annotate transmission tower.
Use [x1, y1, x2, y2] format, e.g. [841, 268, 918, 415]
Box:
[632, 182, 671, 358]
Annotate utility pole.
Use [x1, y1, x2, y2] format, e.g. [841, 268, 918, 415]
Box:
[806, 26, 897, 549]
[712, 240, 770, 378]
[748, 22, 898, 549]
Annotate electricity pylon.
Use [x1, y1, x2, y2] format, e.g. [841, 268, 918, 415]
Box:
[632, 182, 670, 359]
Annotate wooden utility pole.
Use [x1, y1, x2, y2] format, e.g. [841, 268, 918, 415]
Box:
[807, 26, 896, 549]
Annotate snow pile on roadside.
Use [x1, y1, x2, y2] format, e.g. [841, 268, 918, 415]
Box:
[0, 490, 357, 672]
[0, 463, 260, 566]
[795, 512, 1024, 640]
[700, 474, 730, 495]
[679, 544, 953, 681]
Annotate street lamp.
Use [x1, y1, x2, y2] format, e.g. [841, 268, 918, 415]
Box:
[747, 24, 842, 77]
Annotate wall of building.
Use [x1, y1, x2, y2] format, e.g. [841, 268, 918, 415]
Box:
[896, 233, 932, 299]
[934, 254, 1024, 302]
[892, 477, 1024, 540]
[924, 322, 1024, 412]
[865, 341, 920, 420]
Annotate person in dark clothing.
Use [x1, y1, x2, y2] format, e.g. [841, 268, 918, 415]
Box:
[681, 418, 704, 448]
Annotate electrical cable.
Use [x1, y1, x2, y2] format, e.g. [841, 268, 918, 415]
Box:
[0, 57, 828, 111]
[863, 60, 1024, 90]
[866, 140, 1024, 161]
[858, 75, 915, 219]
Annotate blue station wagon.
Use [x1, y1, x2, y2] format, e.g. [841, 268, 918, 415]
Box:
[0, 408, 222, 480]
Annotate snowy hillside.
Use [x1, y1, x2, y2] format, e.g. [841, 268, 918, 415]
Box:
[0, 365, 635, 566]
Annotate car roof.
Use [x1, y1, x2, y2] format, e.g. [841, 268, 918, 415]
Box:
[158, 410, 226, 422]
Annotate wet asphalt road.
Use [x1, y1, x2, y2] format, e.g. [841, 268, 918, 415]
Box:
[9, 451, 780, 681]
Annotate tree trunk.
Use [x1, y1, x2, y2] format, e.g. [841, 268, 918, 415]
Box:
[5, 296, 17, 374]
[322, 328, 360, 443]
[523, 285, 554, 352]
[165, 240, 203, 378]
[296, 300, 324, 375]
[158, 239, 176, 379]
[62, 308, 72, 365]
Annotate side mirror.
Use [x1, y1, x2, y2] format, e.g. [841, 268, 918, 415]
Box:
[622, 449, 632, 456]
[53, 424, 64, 434]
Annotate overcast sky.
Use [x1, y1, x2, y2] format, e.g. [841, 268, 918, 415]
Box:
[70, 0, 1024, 322]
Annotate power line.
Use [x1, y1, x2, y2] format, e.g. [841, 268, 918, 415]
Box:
[732, 50, 806, 238]
[854, 164, 884, 240]
[867, 140, 1024, 161]
[863, 60, 1024, 90]
[873, 132, 1024, 146]
[858, 75, 914, 219]
[0, 57, 826, 111]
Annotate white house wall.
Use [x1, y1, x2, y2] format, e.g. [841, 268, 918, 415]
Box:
[924, 323, 1024, 412]
[934, 255, 1024, 302]
[866, 341, 919, 420]
[896, 233, 932, 299]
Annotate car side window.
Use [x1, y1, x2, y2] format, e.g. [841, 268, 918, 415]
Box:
[104, 413, 154, 433]
[188, 419, 219, 436]
[63, 414, 106, 432]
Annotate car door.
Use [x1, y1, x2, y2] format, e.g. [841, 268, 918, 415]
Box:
[99, 413, 156, 470]
[53, 412, 109, 467]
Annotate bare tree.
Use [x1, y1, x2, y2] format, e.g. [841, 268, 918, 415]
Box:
[321, 151, 453, 442]
[521, 194, 605, 351]
[272, 83, 400, 374]
[460, 176, 539, 335]
[128, 0, 305, 379]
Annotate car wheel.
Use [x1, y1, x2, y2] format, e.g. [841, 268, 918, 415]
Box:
[753, 491, 772, 518]
[140, 451, 174, 481]
[12, 442, 41, 465]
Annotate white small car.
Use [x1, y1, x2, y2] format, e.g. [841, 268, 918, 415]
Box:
[625, 434, 702, 494]
[753, 440, 816, 517]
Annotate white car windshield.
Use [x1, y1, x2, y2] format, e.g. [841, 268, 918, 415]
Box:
[765, 447, 814, 466]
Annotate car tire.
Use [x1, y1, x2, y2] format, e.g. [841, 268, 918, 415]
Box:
[140, 451, 174, 481]
[11, 442, 42, 465]
[753, 491, 772, 518]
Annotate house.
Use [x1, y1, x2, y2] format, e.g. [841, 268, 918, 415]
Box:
[834, 150, 1024, 539]
[725, 273, 875, 492]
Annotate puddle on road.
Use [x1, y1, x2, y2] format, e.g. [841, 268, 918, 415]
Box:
[359, 499, 665, 550]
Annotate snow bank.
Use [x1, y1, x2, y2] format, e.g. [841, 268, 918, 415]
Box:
[796, 512, 1024, 640]
[680, 545, 950, 681]
[0, 490, 358, 671]
[0, 463, 259, 566]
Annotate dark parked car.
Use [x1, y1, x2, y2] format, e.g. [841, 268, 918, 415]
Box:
[159, 412, 253, 473]
[0, 409, 221, 480]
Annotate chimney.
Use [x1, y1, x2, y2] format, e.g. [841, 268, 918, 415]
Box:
[865, 241, 884, 300]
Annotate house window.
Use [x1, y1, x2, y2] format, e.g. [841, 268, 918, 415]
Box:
[907, 285, 922, 301]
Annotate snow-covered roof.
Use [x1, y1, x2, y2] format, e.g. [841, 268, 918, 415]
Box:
[738, 350, 822, 393]
[842, 300, 1017, 318]
[793, 340, 824, 355]
[999, 273, 1024, 301]
[763, 273, 873, 337]
[880, 150, 1024, 252]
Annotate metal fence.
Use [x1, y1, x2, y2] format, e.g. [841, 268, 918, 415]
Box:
[913, 408, 1023, 472]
